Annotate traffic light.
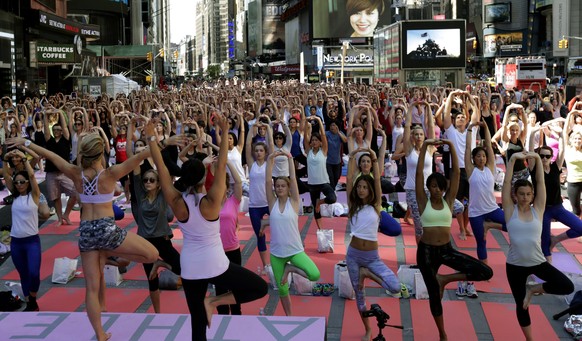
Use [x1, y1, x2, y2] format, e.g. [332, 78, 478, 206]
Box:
[173, 50, 178, 60]
[159, 48, 164, 57]
[473, 39, 477, 50]
[146, 52, 152, 62]
[565, 39, 569, 48]
[558, 39, 564, 49]
[146, 75, 152, 83]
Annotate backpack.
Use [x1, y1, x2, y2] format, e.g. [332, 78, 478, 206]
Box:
[0, 291, 23, 312]
[570, 290, 582, 315]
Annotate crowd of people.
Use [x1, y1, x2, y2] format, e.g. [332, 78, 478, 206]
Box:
[1, 78, 581, 341]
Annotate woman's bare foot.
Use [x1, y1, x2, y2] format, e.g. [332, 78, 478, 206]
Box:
[358, 267, 370, 291]
[483, 221, 492, 240]
[549, 235, 559, 251]
[281, 267, 291, 286]
[315, 199, 324, 215]
[204, 297, 214, 328]
[149, 261, 161, 280]
[466, 230, 473, 237]
[523, 283, 536, 310]
[97, 332, 112, 341]
[361, 329, 372, 341]
[436, 274, 446, 299]
[404, 217, 414, 225]
[459, 232, 467, 241]
[62, 216, 71, 225]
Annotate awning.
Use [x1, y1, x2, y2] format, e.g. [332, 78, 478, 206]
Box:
[102, 45, 154, 58]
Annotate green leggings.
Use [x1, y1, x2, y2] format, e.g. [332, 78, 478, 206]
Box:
[271, 252, 321, 297]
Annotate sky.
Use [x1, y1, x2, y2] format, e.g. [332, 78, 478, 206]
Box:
[170, 0, 197, 44]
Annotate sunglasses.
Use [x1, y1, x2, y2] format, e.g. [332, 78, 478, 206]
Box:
[539, 154, 552, 159]
[275, 136, 284, 140]
[53, 128, 62, 132]
[14, 180, 29, 185]
[142, 177, 157, 184]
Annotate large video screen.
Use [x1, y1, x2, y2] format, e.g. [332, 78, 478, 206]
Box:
[401, 20, 466, 69]
[312, 0, 392, 39]
[484, 3, 511, 24]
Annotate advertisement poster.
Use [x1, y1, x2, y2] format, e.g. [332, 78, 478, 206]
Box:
[262, 0, 287, 56]
[484, 32, 524, 57]
[312, 0, 391, 39]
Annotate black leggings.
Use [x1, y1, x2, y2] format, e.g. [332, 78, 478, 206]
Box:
[417, 241, 493, 317]
[182, 262, 268, 341]
[326, 163, 342, 189]
[567, 181, 582, 216]
[308, 183, 337, 219]
[506, 262, 573, 327]
[142, 236, 181, 291]
[215, 249, 242, 315]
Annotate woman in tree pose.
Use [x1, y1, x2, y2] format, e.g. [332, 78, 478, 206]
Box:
[146, 115, 267, 341]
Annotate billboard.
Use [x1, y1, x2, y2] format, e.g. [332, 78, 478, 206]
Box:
[401, 20, 465, 69]
[312, 0, 392, 39]
[285, 17, 300, 64]
[484, 32, 525, 57]
[263, 0, 287, 55]
[248, 0, 262, 57]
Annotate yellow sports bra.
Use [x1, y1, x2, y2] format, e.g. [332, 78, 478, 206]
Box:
[420, 199, 452, 228]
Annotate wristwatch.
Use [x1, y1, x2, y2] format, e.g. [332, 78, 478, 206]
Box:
[24, 140, 31, 147]
[149, 136, 157, 142]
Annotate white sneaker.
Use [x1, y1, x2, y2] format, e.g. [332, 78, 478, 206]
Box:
[455, 281, 467, 297]
[466, 282, 478, 298]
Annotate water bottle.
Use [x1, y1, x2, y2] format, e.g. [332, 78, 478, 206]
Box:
[259, 307, 265, 316]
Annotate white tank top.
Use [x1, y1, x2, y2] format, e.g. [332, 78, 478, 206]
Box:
[391, 126, 404, 152]
[269, 198, 304, 257]
[307, 149, 330, 185]
[227, 148, 247, 183]
[272, 146, 289, 177]
[506, 206, 546, 267]
[248, 161, 268, 208]
[179, 193, 230, 280]
[11, 194, 39, 238]
[350, 205, 379, 241]
[404, 149, 433, 190]
[468, 167, 499, 217]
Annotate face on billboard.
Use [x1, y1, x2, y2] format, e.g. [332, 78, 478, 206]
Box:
[312, 0, 390, 39]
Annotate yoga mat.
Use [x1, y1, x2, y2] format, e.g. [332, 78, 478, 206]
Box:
[482, 302, 558, 341]
[304, 252, 347, 284]
[401, 225, 417, 246]
[38, 287, 86, 312]
[451, 226, 502, 251]
[410, 300, 477, 341]
[552, 252, 582, 275]
[1, 240, 80, 281]
[100, 288, 149, 313]
[340, 297, 403, 341]
[273, 295, 331, 318]
[39, 221, 79, 235]
[146, 290, 189, 314]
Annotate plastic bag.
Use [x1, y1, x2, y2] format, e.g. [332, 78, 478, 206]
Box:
[397, 264, 420, 295]
[317, 229, 334, 253]
[51, 257, 78, 284]
[104, 265, 123, 287]
[414, 272, 429, 299]
[565, 315, 582, 340]
[292, 273, 314, 296]
[335, 261, 355, 300]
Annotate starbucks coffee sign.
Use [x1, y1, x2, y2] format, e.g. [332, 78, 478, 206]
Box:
[36, 43, 75, 63]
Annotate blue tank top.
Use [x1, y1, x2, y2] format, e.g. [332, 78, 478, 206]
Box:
[290, 130, 302, 157]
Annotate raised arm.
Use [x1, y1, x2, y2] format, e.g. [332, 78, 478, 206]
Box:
[146, 120, 188, 221]
[444, 140, 460, 208]
[6, 137, 78, 178]
[203, 113, 230, 217]
[415, 141, 431, 213]
[227, 160, 243, 202]
[59, 110, 70, 140]
[246, 123, 256, 164]
[529, 152, 545, 211]
[265, 152, 277, 208]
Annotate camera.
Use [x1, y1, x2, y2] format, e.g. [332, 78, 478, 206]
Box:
[362, 304, 389, 322]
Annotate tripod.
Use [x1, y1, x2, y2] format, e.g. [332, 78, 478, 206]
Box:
[362, 304, 404, 341]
